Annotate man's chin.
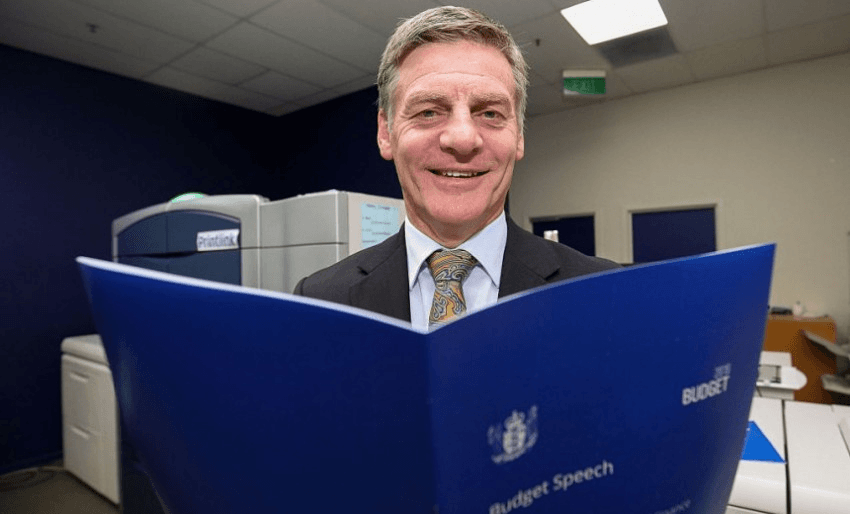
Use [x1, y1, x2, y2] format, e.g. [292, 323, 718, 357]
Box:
[416, 206, 502, 242]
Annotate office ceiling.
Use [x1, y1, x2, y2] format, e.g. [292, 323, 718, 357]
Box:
[2, 0, 849, 118]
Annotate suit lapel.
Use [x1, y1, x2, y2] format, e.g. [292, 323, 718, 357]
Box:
[499, 218, 560, 298]
[349, 219, 560, 318]
[349, 230, 412, 322]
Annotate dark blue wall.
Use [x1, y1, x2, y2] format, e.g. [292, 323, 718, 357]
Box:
[0, 44, 398, 474]
[276, 89, 402, 199]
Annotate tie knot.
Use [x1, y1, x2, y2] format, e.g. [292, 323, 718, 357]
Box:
[427, 249, 477, 327]
[427, 249, 478, 283]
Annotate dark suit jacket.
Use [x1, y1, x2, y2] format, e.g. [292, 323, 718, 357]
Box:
[293, 217, 619, 322]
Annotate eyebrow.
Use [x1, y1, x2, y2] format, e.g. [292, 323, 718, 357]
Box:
[471, 92, 513, 105]
[403, 91, 450, 108]
[470, 93, 513, 111]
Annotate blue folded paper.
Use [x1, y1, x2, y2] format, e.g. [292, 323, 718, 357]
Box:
[77, 244, 775, 514]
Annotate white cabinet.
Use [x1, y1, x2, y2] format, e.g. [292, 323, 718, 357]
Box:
[61, 334, 119, 504]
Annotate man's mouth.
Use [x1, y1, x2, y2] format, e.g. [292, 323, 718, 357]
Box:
[428, 169, 488, 178]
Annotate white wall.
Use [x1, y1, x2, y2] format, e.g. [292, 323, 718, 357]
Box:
[512, 52, 850, 337]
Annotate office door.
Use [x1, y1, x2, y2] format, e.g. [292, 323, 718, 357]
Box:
[632, 207, 716, 263]
[532, 215, 596, 256]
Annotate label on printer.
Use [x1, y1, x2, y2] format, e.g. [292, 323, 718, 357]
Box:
[197, 229, 240, 251]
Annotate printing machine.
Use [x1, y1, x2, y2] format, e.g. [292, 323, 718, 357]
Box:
[727, 397, 850, 513]
[727, 351, 850, 513]
[112, 190, 405, 293]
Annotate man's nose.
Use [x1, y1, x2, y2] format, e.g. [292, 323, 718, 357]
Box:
[439, 111, 483, 157]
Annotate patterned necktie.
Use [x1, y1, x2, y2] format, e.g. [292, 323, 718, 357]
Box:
[427, 249, 478, 327]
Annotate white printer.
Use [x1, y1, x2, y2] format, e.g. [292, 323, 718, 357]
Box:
[727, 397, 850, 513]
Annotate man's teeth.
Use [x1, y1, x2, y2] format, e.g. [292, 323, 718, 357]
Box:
[431, 169, 485, 177]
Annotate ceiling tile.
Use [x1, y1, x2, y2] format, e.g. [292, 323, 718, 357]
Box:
[559, 96, 609, 112]
[71, 0, 238, 42]
[145, 65, 229, 93]
[170, 47, 266, 84]
[614, 53, 696, 94]
[528, 69, 554, 87]
[767, 14, 850, 65]
[317, 0, 442, 35]
[525, 82, 568, 117]
[0, 17, 160, 78]
[195, 0, 279, 18]
[437, 0, 555, 27]
[212, 86, 284, 112]
[594, 26, 677, 68]
[600, 71, 632, 97]
[510, 13, 609, 84]
[265, 102, 302, 116]
[333, 75, 377, 96]
[251, 0, 386, 72]
[0, 0, 194, 63]
[660, 0, 763, 53]
[293, 88, 344, 109]
[240, 71, 322, 101]
[766, 0, 850, 31]
[145, 66, 281, 112]
[685, 36, 768, 81]
[205, 22, 363, 87]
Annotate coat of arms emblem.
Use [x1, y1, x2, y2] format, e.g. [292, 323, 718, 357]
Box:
[487, 405, 538, 464]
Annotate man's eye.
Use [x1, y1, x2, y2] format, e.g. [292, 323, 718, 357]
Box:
[420, 110, 437, 118]
[482, 110, 500, 119]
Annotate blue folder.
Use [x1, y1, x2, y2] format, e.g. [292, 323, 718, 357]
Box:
[77, 244, 774, 514]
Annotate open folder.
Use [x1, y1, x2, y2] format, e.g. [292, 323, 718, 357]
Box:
[77, 244, 774, 514]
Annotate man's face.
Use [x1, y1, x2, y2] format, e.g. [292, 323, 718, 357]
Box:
[377, 40, 524, 246]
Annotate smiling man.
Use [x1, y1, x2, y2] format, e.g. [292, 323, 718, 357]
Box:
[377, 38, 522, 250]
[294, 7, 617, 329]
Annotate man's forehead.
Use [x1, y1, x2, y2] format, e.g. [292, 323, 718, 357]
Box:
[393, 41, 515, 105]
[398, 40, 511, 75]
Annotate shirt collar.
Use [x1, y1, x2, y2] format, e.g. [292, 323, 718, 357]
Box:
[405, 212, 507, 290]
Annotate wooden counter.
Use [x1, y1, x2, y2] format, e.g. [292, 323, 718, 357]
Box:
[762, 315, 837, 404]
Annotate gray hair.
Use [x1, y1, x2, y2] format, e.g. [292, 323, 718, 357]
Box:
[377, 6, 529, 133]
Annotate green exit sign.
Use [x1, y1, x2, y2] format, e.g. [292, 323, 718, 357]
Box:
[563, 70, 606, 95]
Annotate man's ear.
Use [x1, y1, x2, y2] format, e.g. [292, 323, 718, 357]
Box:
[377, 109, 393, 161]
[515, 132, 525, 161]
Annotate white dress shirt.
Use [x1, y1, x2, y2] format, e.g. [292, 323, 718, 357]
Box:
[405, 212, 507, 331]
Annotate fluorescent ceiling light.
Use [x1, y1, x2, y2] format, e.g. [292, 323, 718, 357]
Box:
[561, 0, 668, 45]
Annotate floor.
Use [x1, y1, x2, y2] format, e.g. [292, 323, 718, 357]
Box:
[0, 462, 118, 514]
